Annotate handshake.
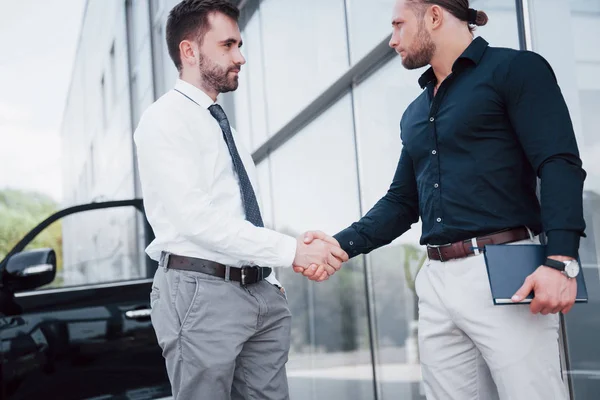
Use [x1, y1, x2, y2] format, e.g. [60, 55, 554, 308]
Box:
[292, 231, 349, 282]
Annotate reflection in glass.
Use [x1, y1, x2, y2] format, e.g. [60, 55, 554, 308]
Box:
[60, 207, 143, 287]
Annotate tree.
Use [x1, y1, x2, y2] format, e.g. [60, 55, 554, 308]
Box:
[0, 189, 63, 272]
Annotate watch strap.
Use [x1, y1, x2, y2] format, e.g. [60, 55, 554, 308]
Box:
[544, 258, 566, 271]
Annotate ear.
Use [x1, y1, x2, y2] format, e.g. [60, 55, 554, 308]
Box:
[179, 40, 197, 68]
[428, 5, 444, 30]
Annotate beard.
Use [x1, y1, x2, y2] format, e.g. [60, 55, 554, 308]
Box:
[198, 53, 240, 94]
[402, 21, 436, 70]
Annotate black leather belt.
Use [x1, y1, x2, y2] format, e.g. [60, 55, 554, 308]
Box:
[164, 253, 269, 286]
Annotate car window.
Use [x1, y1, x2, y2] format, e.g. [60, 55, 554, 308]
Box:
[13, 203, 153, 290]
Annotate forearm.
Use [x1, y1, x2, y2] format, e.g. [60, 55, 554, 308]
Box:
[334, 195, 418, 258]
[174, 205, 298, 267]
[334, 145, 419, 258]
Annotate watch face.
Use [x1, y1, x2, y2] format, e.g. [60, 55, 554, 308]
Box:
[565, 261, 580, 278]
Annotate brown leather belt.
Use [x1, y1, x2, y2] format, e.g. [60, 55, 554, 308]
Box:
[426, 227, 532, 262]
[165, 253, 268, 286]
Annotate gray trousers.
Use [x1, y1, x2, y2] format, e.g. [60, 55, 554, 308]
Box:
[150, 262, 292, 400]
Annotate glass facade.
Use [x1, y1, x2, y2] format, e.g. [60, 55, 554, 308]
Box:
[526, 1, 600, 398]
[229, 0, 600, 398]
[60, 0, 600, 398]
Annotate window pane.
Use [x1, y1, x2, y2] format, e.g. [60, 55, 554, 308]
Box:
[266, 94, 374, 400]
[353, 56, 427, 400]
[346, 0, 394, 63]
[256, 157, 275, 229]
[259, 0, 350, 134]
[233, 6, 269, 151]
[529, 1, 600, 398]
[19, 206, 147, 289]
[470, 0, 519, 47]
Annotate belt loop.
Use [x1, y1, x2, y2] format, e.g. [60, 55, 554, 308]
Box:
[471, 238, 480, 256]
[525, 226, 535, 241]
[224, 266, 230, 282]
[163, 252, 171, 270]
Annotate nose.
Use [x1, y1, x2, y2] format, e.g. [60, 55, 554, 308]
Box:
[234, 48, 246, 66]
[389, 33, 399, 49]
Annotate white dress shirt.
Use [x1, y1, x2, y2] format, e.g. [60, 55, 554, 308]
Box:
[134, 79, 297, 285]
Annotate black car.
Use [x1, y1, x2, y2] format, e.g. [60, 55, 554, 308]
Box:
[0, 199, 171, 400]
[1, 199, 599, 400]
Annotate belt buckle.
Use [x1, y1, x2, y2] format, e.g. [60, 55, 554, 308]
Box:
[436, 247, 445, 262]
[429, 245, 445, 262]
[240, 266, 249, 287]
[240, 266, 262, 287]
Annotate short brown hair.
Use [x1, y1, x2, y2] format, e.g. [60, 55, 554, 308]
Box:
[166, 0, 240, 71]
[408, 0, 488, 32]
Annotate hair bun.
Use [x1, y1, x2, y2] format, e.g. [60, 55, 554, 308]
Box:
[476, 10, 489, 26]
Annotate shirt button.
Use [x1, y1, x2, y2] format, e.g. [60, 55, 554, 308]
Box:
[429, 117, 435, 122]
[349, 241, 354, 246]
[434, 183, 439, 188]
[436, 217, 442, 223]
[432, 150, 437, 155]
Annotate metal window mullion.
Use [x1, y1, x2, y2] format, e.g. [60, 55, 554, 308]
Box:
[252, 34, 394, 164]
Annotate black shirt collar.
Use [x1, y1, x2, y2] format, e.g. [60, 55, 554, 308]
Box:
[418, 37, 489, 89]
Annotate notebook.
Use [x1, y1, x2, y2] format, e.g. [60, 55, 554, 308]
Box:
[483, 244, 588, 305]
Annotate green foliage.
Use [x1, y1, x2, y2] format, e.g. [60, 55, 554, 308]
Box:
[0, 189, 63, 271]
[402, 243, 427, 293]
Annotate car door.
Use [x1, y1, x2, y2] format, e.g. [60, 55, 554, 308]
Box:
[0, 199, 170, 400]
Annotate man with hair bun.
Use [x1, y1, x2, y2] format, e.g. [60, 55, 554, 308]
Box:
[303, 0, 584, 398]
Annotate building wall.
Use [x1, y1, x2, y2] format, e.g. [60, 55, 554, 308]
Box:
[59, 0, 152, 285]
[59, 0, 600, 398]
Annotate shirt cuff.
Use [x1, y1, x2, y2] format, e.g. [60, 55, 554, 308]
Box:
[334, 227, 363, 259]
[545, 230, 581, 259]
[278, 234, 298, 268]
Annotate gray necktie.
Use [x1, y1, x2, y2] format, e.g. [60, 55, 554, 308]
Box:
[209, 104, 272, 277]
[209, 104, 264, 228]
[208, 104, 271, 277]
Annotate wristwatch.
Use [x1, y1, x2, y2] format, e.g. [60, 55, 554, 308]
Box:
[544, 258, 580, 278]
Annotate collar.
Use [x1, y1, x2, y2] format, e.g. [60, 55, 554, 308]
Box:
[418, 36, 489, 89]
[174, 79, 216, 109]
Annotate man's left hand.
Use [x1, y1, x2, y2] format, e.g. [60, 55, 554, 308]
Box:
[512, 256, 577, 314]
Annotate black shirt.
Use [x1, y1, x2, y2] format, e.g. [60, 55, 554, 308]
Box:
[335, 37, 586, 259]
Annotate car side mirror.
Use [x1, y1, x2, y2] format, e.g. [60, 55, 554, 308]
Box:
[3, 248, 57, 292]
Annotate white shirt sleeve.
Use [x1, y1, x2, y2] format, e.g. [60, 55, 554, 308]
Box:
[134, 111, 297, 268]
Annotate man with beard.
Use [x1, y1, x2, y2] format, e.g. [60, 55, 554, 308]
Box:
[303, 0, 585, 398]
[133, 1, 348, 399]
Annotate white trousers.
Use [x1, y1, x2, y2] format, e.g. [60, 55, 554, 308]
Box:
[415, 238, 569, 400]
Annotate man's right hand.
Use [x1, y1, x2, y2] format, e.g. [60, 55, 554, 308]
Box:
[293, 232, 348, 282]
